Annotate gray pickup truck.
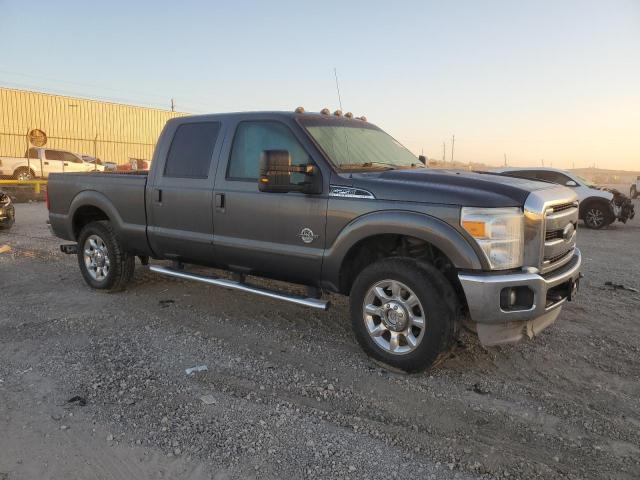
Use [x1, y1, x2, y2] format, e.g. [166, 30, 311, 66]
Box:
[48, 109, 582, 371]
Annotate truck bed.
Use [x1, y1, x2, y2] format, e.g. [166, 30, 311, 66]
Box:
[48, 171, 151, 254]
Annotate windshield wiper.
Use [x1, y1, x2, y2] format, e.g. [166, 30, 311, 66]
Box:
[346, 161, 396, 171]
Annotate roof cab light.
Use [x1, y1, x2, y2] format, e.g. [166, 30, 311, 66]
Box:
[294, 106, 305, 114]
[461, 207, 524, 270]
[320, 108, 331, 115]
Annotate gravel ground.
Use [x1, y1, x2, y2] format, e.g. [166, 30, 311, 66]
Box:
[1, 201, 639, 480]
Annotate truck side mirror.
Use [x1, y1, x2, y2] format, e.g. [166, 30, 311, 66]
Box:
[565, 180, 578, 187]
[258, 150, 319, 194]
[418, 155, 426, 165]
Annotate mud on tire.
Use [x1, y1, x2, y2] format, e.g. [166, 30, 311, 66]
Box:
[349, 257, 459, 372]
[77, 220, 135, 292]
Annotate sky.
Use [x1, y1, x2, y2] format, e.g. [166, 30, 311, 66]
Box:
[1, 0, 639, 170]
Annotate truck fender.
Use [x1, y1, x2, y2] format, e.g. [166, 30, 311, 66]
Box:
[579, 196, 613, 219]
[68, 190, 128, 237]
[322, 210, 484, 290]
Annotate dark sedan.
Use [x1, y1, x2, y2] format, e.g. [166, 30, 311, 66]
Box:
[0, 188, 15, 230]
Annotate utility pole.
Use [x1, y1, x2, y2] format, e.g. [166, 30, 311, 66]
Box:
[541, 159, 544, 166]
[504, 153, 507, 166]
[451, 135, 455, 163]
[442, 142, 446, 164]
[171, 98, 175, 112]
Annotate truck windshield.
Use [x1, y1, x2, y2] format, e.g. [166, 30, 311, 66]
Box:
[300, 118, 423, 172]
[574, 174, 595, 187]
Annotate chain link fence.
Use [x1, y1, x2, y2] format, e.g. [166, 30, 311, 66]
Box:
[0, 130, 155, 168]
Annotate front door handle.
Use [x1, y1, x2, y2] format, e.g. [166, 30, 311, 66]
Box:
[44, 161, 49, 165]
[215, 193, 225, 211]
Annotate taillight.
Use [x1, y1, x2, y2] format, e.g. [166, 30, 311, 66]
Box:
[45, 186, 50, 210]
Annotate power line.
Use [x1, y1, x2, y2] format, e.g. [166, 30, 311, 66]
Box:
[0, 69, 226, 112]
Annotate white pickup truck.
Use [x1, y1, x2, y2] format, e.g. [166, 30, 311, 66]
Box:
[0, 147, 104, 180]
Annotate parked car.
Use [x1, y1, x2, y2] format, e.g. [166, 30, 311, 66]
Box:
[496, 168, 635, 229]
[0, 188, 15, 230]
[631, 176, 639, 199]
[0, 147, 104, 180]
[47, 109, 582, 372]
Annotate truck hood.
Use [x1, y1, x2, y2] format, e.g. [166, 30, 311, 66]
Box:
[344, 169, 561, 207]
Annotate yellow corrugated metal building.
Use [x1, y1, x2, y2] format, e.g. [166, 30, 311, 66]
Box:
[0, 87, 185, 165]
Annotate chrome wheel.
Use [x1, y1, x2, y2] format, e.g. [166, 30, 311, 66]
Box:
[83, 234, 110, 281]
[362, 279, 426, 355]
[586, 208, 605, 228]
[15, 170, 34, 181]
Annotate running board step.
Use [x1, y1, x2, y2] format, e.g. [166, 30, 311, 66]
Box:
[149, 265, 330, 311]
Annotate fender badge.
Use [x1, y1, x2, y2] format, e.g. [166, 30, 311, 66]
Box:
[299, 227, 318, 244]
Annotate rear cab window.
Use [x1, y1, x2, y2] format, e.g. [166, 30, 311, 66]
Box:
[164, 122, 221, 178]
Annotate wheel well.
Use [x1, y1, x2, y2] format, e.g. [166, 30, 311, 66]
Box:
[72, 205, 109, 238]
[14, 166, 36, 175]
[338, 234, 466, 307]
[579, 197, 611, 218]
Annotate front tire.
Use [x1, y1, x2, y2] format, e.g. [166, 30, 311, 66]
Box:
[583, 204, 611, 229]
[77, 221, 135, 291]
[631, 186, 638, 199]
[349, 258, 458, 372]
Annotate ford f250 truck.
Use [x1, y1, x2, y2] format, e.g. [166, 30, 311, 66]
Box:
[47, 109, 582, 371]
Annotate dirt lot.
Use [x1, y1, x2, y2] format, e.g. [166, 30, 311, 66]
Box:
[1, 201, 639, 480]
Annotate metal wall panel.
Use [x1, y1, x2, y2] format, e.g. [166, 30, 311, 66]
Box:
[0, 87, 185, 165]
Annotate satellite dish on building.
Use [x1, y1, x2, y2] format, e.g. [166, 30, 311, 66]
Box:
[28, 129, 47, 147]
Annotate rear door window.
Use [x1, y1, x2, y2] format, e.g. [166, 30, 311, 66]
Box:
[164, 122, 221, 178]
[502, 170, 539, 180]
[536, 171, 571, 185]
[45, 150, 64, 161]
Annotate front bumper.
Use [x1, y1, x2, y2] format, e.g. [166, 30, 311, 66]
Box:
[458, 248, 582, 346]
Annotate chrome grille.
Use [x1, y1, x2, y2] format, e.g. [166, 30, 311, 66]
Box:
[548, 202, 576, 213]
[545, 229, 563, 241]
[542, 201, 578, 273]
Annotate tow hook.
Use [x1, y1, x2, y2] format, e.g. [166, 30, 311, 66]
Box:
[60, 244, 78, 254]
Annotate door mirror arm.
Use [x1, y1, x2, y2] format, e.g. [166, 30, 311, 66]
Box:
[259, 150, 321, 194]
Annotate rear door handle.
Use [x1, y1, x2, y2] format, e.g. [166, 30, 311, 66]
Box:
[63, 163, 69, 166]
[155, 188, 162, 203]
[44, 161, 49, 165]
[215, 193, 225, 211]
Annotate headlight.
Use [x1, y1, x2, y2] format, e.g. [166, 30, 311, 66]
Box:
[461, 207, 524, 270]
[0, 193, 10, 206]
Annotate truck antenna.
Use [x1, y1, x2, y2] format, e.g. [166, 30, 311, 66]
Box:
[333, 68, 343, 111]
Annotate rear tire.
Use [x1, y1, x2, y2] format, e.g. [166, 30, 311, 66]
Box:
[349, 257, 458, 372]
[13, 167, 35, 181]
[77, 221, 135, 291]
